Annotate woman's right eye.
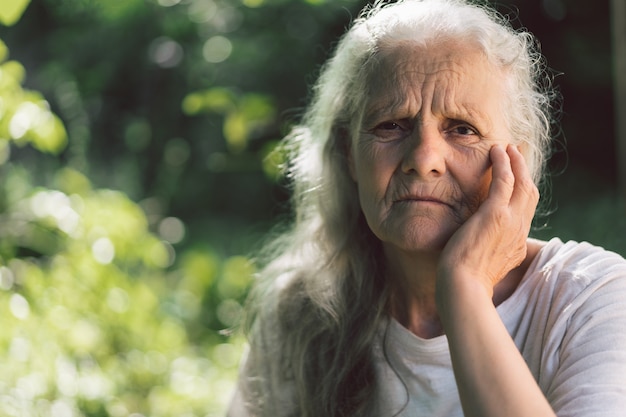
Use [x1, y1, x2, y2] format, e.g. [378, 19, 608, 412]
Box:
[371, 120, 409, 140]
[377, 121, 403, 130]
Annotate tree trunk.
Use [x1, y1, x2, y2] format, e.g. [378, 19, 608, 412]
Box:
[611, 0, 626, 200]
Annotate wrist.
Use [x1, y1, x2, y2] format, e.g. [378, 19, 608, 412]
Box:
[435, 270, 495, 323]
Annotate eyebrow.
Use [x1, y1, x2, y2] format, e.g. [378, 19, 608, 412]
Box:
[446, 105, 493, 131]
[362, 94, 411, 126]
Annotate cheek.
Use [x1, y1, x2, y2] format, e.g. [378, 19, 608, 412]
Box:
[355, 167, 388, 204]
[354, 145, 396, 187]
[353, 148, 398, 217]
[452, 147, 493, 202]
[454, 144, 490, 172]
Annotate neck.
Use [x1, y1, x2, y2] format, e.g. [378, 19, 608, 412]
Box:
[384, 240, 543, 339]
[384, 246, 443, 339]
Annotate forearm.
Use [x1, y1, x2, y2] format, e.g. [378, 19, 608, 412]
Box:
[437, 274, 556, 417]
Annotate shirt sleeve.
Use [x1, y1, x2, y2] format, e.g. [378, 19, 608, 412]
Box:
[545, 248, 626, 417]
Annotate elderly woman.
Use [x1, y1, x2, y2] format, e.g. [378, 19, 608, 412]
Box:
[227, 0, 626, 416]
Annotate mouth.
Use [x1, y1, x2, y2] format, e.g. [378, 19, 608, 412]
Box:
[394, 196, 451, 207]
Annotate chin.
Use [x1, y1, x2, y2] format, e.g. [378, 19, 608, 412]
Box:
[383, 225, 457, 255]
[367, 211, 463, 254]
[403, 238, 449, 254]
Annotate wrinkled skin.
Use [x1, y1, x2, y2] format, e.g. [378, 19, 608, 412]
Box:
[349, 41, 512, 258]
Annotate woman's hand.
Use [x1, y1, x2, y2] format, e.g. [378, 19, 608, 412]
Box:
[437, 144, 539, 297]
[434, 144, 554, 417]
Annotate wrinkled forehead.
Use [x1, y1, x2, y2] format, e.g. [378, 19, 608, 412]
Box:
[361, 40, 505, 118]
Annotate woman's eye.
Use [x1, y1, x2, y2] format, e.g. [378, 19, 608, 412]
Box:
[452, 125, 477, 136]
[377, 121, 403, 130]
[369, 120, 410, 140]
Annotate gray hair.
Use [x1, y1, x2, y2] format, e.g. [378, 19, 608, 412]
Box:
[244, 1, 556, 416]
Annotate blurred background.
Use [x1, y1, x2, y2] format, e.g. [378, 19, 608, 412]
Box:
[0, 0, 623, 416]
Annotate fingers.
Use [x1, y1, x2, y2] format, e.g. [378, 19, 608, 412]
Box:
[506, 145, 540, 210]
[486, 144, 515, 205]
[486, 144, 539, 230]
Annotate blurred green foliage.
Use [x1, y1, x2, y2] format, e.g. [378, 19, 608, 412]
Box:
[0, 0, 30, 26]
[0, 0, 367, 415]
[0, 0, 623, 416]
[0, 38, 66, 155]
[0, 43, 253, 413]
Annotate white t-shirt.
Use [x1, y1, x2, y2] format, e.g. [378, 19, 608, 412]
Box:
[229, 238, 626, 416]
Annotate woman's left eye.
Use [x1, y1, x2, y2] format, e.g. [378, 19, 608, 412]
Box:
[451, 125, 477, 136]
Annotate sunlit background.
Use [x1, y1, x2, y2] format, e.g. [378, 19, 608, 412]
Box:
[0, 0, 623, 416]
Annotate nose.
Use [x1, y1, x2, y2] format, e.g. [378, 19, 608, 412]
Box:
[401, 123, 447, 177]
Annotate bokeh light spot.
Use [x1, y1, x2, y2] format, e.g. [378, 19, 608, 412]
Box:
[0, 266, 15, 290]
[163, 137, 190, 168]
[146, 239, 173, 268]
[212, 6, 243, 33]
[216, 299, 242, 327]
[124, 118, 152, 151]
[29, 190, 81, 235]
[10, 293, 30, 320]
[187, 0, 217, 23]
[92, 237, 115, 265]
[107, 287, 130, 313]
[148, 37, 184, 68]
[9, 102, 42, 139]
[202, 36, 232, 63]
[9, 336, 30, 362]
[157, 0, 181, 6]
[158, 217, 185, 244]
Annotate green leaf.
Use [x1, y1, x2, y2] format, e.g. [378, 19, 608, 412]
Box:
[1, 60, 26, 84]
[242, 0, 265, 7]
[0, 0, 31, 26]
[223, 111, 248, 153]
[182, 87, 237, 116]
[0, 39, 8, 63]
[181, 92, 205, 115]
[217, 256, 254, 299]
[30, 111, 68, 154]
[179, 249, 219, 294]
[54, 167, 92, 196]
[203, 88, 238, 113]
[240, 93, 275, 122]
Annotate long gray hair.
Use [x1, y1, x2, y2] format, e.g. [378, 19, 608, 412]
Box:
[244, 1, 555, 416]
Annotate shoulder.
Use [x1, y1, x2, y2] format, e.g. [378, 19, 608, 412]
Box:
[522, 239, 626, 414]
[530, 237, 626, 288]
[520, 237, 626, 322]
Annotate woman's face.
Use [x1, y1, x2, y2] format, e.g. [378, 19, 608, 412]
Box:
[349, 41, 512, 255]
